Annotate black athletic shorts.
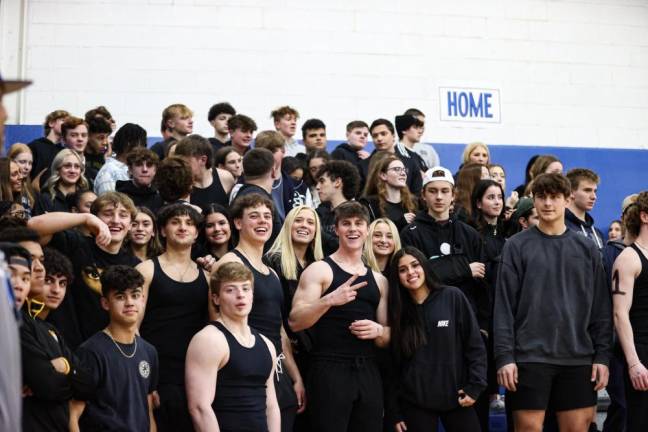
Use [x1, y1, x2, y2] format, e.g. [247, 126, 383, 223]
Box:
[506, 363, 596, 412]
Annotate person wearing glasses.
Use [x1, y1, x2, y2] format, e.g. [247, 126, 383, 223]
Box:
[360, 154, 418, 232]
[34, 149, 91, 215]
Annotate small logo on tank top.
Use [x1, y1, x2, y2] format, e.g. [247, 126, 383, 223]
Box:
[437, 320, 449, 327]
[139, 360, 150, 379]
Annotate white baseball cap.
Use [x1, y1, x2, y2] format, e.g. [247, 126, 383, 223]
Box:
[422, 166, 454, 188]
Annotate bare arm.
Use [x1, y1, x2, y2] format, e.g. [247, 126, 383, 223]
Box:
[280, 326, 306, 412]
[262, 337, 281, 432]
[69, 399, 86, 432]
[148, 394, 157, 432]
[216, 168, 236, 194]
[136, 260, 155, 329]
[204, 270, 218, 321]
[186, 326, 226, 432]
[612, 249, 648, 390]
[28, 212, 111, 246]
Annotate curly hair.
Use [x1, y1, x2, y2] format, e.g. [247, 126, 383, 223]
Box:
[100, 265, 145, 297]
[153, 156, 193, 202]
[43, 247, 74, 284]
[624, 191, 648, 238]
[318, 160, 360, 200]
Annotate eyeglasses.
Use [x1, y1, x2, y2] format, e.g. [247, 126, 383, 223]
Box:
[387, 167, 408, 174]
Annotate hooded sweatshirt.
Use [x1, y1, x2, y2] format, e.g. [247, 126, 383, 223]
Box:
[565, 208, 604, 250]
[400, 212, 489, 329]
[388, 286, 487, 421]
[115, 180, 164, 213]
[331, 143, 364, 166]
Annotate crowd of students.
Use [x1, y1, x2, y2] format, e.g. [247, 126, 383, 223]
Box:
[0, 94, 647, 432]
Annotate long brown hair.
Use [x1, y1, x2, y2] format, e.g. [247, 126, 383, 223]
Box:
[454, 163, 486, 219]
[363, 153, 416, 216]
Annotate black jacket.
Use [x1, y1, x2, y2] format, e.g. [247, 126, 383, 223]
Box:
[28, 137, 63, 179]
[388, 286, 486, 421]
[33, 189, 71, 215]
[400, 212, 489, 329]
[316, 202, 339, 255]
[21, 309, 94, 431]
[115, 180, 164, 213]
[565, 208, 604, 250]
[331, 143, 363, 166]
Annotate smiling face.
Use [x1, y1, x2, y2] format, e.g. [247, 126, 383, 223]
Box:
[397, 254, 426, 292]
[161, 214, 199, 247]
[230, 128, 254, 152]
[42, 273, 68, 311]
[96, 203, 132, 245]
[64, 124, 89, 153]
[335, 216, 368, 251]
[371, 222, 395, 258]
[235, 204, 273, 244]
[205, 212, 231, 247]
[214, 279, 254, 318]
[477, 185, 504, 219]
[130, 211, 155, 246]
[58, 154, 82, 186]
[291, 208, 316, 246]
[13, 151, 33, 178]
[380, 159, 407, 189]
[102, 287, 145, 326]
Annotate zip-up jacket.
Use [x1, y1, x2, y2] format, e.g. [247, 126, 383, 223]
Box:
[388, 286, 486, 422]
[565, 208, 604, 250]
[400, 212, 490, 329]
[493, 227, 613, 369]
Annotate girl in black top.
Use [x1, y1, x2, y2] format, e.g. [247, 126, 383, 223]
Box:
[35, 149, 91, 215]
[194, 204, 233, 261]
[360, 154, 417, 232]
[388, 247, 486, 432]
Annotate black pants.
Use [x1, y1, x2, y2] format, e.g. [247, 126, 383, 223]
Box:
[307, 356, 383, 432]
[402, 401, 481, 432]
[475, 331, 497, 432]
[603, 350, 626, 432]
[275, 361, 298, 432]
[155, 383, 194, 432]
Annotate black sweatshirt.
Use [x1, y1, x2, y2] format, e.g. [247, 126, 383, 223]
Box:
[21, 310, 95, 431]
[389, 286, 486, 420]
[400, 212, 490, 329]
[493, 226, 613, 369]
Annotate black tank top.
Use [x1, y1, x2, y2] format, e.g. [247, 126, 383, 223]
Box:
[311, 257, 380, 358]
[211, 321, 272, 432]
[232, 250, 284, 353]
[629, 244, 648, 346]
[190, 170, 228, 210]
[140, 256, 209, 385]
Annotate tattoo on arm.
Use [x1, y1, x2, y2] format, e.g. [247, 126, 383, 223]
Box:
[612, 269, 626, 296]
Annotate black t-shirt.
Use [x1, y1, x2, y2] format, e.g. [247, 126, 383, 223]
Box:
[47, 231, 140, 349]
[77, 332, 158, 432]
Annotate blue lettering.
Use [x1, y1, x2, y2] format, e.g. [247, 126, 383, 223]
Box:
[469, 93, 483, 117]
[458, 92, 468, 117]
[447, 91, 458, 117]
[484, 93, 493, 118]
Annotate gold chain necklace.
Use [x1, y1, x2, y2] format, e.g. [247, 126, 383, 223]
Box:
[104, 329, 137, 359]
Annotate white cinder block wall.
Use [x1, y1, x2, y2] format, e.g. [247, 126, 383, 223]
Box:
[1, 0, 647, 149]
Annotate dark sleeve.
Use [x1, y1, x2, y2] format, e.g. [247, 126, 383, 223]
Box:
[49, 229, 83, 256]
[493, 240, 521, 369]
[20, 323, 73, 401]
[589, 251, 613, 366]
[32, 193, 52, 216]
[399, 225, 422, 250]
[457, 291, 487, 400]
[407, 163, 422, 196]
[384, 353, 404, 426]
[62, 341, 97, 401]
[330, 147, 345, 162]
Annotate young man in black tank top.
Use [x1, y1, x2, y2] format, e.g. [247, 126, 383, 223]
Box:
[174, 135, 235, 209]
[613, 191, 648, 431]
[137, 204, 215, 432]
[186, 261, 280, 432]
[214, 193, 304, 432]
[290, 201, 390, 432]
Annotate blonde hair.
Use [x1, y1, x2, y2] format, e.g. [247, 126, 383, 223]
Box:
[44, 149, 90, 201]
[462, 142, 490, 165]
[8, 143, 31, 160]
[363, 218, 402, 272]
[266, 206, 324, 281]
